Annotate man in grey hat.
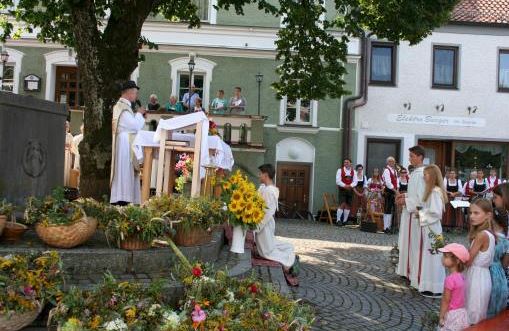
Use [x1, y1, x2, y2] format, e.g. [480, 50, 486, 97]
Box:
[110, 80, 146, 205]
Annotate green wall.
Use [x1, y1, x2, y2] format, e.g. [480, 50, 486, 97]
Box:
[216, 0, 280, 28]
[9, 46, 52, 100]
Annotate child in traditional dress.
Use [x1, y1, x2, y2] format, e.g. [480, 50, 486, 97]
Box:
[465, 199, 496, 325]
[492, 183, 509, 238]
[438, 243, 470, 331]
[487, 208, 509, 318]
[416, 165, 446, 296]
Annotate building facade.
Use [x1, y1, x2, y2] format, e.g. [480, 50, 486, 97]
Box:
[0, 2, 360, 214]
[354, 0, 509, 182]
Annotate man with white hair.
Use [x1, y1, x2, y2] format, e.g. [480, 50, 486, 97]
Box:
[382, 156, 399, 233]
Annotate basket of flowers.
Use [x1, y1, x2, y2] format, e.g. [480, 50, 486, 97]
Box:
[221, 170, 266, 253]
[26, 188, 98, 248]
[146, 195, 226, 247]
[0, 251, 63, 331]
[0, 199, 14, 236]
[103, 205, 168, 250]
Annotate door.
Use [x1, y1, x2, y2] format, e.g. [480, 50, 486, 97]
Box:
[276, 163, 311, 218]
[365, 138, 401, 177]
[55, 66, 83, 109]
[418, 140, 452, 173]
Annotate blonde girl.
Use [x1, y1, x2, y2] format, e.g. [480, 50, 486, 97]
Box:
[465, 198, 495, 325]
[415, 165, 447, 295]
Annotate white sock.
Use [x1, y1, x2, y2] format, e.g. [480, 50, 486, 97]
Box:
[384, 214, 392, 230]
[337, 209, 344, 222]
[343, 209, 350, 223]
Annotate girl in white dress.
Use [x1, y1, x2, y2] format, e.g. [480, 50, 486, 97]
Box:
[465, 198, 495, 325]
[416, 165, 446, 295]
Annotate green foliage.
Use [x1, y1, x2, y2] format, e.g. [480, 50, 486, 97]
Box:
[24, 187, 85, 226]
[0, 0, 459, 101]
[0, 198, 14, 217]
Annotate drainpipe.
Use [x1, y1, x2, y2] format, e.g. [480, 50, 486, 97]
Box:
[341, 33, 371, 160]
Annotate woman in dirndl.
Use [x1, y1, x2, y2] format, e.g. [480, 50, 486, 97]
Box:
[351, 164, 367, 221]
[443, 168, 464, 230]
[366, 168, 384, 215]
[395, 167, 409, 233]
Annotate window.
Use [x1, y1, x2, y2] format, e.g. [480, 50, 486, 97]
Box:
[55, 66, 84, 109]
[177, 72, 204, 101]
[498, 50, 509, 92]
[370, 42, 396, 85]
[279, 97, 317, 126]
[365, 138, 401, 177]
[193, 0, 209, 21]
[1, 64, 14, 92]
[432, 45, 459, 89]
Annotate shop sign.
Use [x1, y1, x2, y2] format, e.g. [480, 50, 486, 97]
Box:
[387, 114, 486, 127]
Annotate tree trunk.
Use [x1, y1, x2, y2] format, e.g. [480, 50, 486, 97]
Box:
[71, 1, 154, 199]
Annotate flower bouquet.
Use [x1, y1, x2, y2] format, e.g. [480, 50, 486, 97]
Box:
[103, 205, 169, 250]
[175, 153, 193, 194]
[0, 251, 63, 331]
[208, 120, 220, 137]
[428, 228, 446, 255]
[25, 188, 97, 248]
[221, 170, 266, 253]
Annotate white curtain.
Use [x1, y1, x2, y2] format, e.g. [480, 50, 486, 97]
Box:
[372, 47, 392, 81]
[434, 49, 454, 85]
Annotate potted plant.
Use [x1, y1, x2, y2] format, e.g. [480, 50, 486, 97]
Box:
[221, 170, 266, 253]
[104, 205, 168, 250]
[25, 188, 98, 248]
[0, 251, 63, 331]
[146, 195, 226, 247]
[0, 199, 14, 236]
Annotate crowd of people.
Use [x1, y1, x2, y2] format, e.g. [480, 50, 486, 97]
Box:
[336, 145, 509, 330]
[144, 86, 247, 114]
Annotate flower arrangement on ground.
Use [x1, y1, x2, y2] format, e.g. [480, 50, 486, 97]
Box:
[221, 170, 266, 230]
[49, 273, 181, 331]
[103, 205, 169, 248]
[24, 187, 85, 226]
[0, 251, 63, 316]
[175, 153, 193, 193]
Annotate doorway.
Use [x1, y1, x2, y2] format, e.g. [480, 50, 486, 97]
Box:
[418, 140, 452, 174]
[276, 163, 311, 218]
[365, 138, 401, 176]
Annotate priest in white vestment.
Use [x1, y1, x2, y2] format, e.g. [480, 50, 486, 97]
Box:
[72, 124, 84, 170]
[254, 164, 296, 269]
[64, 121, 76, 186]
[396, 146, 426, 283]
[110, 81, 146, 205]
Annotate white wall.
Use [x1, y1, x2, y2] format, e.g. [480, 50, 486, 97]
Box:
[355, 25, 509, 166]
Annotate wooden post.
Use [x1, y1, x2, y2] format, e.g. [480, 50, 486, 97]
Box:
[141, 147, 154, 203]
[155, 129, 167, 196]
[190, 121, 203, 197]
[163, 149, 172, 194]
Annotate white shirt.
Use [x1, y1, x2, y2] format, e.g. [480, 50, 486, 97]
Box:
[382, 166, 399, 191]
[336, 167, 358, 188]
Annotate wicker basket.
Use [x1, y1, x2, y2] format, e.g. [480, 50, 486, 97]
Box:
[120, 236, 151, 250]
[0, 301, 41, 331]
[2, 222, 28, 243]
[174, 225, 212, 247]
[0, 215, 6, 236]
[35, 217, 97, 248]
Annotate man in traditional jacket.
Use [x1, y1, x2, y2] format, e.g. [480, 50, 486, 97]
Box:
[110, 81, 146, 205]
[396, 146, 426, 283]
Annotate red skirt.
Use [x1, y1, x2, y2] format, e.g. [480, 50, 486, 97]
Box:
[443, 202, 463, 228]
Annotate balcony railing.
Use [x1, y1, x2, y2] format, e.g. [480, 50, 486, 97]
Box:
[145, 110, 265, 148]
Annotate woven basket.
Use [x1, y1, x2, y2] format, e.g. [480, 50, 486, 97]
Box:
[0, 215, 6, 236]
[174, 225, 212, 247]
[0, 301, 41, 331]
[2, 222, 28, 243]
[35, 216, 97, 248]
[120, 236, 151, 250]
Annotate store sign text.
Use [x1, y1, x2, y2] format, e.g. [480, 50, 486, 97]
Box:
[387, 114, 486, 127]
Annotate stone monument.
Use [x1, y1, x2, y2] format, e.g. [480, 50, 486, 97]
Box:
[0, 92, 67, 204]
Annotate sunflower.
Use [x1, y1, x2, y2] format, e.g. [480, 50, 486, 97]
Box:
[231, 190, 242, 202]
[252, 209, 263, 223]
[229, 201, 240, 212]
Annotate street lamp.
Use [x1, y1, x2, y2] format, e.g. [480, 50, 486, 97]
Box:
[0, 49, 10, 91]
[255, 72, 263, 116]
[187, 53, 196, 112]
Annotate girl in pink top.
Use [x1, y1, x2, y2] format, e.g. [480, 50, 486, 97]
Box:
[438, 243, 470, 331]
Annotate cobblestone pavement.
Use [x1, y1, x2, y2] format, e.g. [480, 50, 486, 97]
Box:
[274, 219, 466, 331]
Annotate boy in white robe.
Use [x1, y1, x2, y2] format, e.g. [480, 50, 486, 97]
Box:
[110, 81, 146, 205]
[255, 164, 296, 269]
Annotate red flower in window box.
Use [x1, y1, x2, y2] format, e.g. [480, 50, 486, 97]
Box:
[192, 264, 203, 278]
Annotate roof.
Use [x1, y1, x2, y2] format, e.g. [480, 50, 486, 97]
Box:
[451, 0, 509, 25]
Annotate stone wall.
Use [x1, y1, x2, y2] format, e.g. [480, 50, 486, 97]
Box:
[0, 92, 67, 204]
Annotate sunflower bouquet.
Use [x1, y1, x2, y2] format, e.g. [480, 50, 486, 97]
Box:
[221, 170, 266, 230]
